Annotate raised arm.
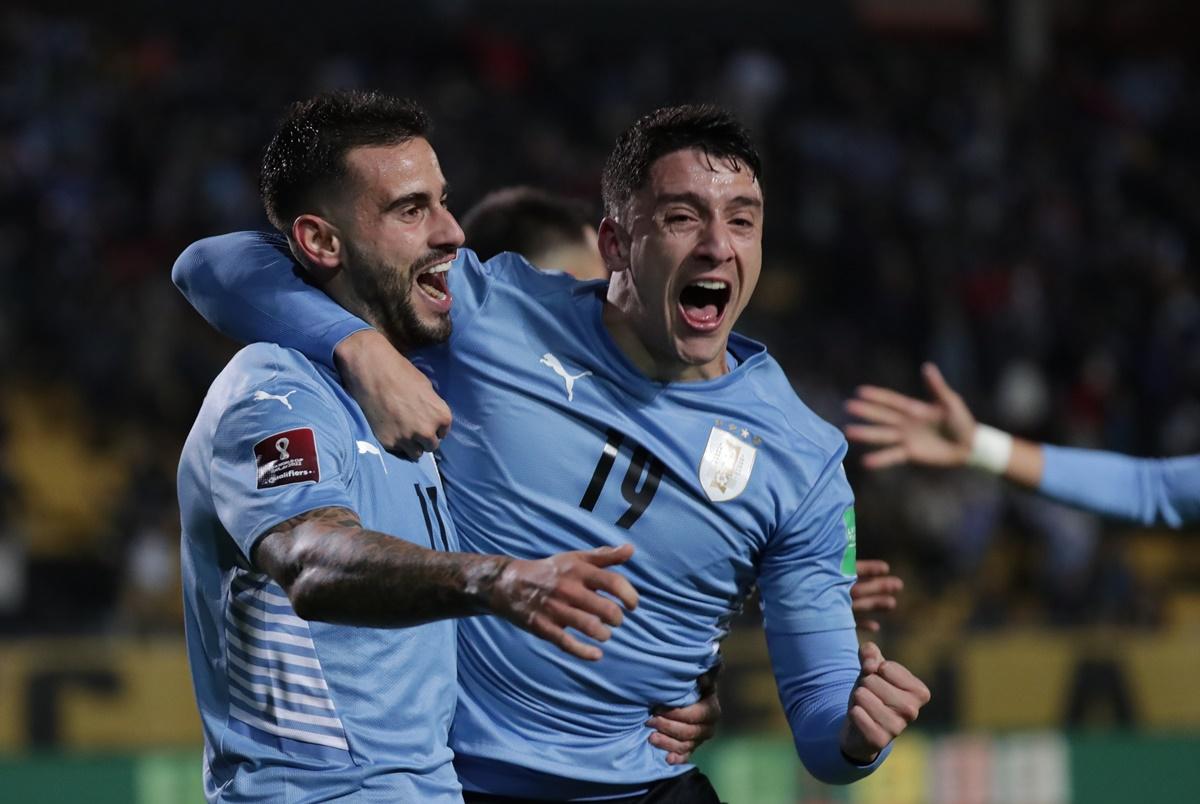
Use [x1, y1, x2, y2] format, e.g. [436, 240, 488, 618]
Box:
[173, 232, 452, 458]
[257, 505, 639, 661]
[845, 362, 1200, 526]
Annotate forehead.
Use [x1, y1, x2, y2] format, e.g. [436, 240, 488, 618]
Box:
[642, 147, 762, 206]
[342, 137, 444, 198]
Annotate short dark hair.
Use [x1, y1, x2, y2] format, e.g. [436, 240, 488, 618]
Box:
[461, 187, 594, 261]
[601, 104, 762, 219]
[260, 90, 431, 233]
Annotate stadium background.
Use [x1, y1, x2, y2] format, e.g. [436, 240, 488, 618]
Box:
[2, 0, 1198, 801]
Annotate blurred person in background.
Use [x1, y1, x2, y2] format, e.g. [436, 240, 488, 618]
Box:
[461, 186, 608, 280]
[846, 362, 1200, 527]
[176, 90, 643, 804]
[176, 102, 930, 802]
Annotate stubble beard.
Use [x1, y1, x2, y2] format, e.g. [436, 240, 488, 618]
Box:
[344, 242, 453, 352]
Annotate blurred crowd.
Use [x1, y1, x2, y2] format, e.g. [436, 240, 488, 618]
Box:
[1, 3, 1197, 637]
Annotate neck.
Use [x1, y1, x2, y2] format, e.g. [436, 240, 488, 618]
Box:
[601, 301, 728, 383]
[324, 272, 412, 355]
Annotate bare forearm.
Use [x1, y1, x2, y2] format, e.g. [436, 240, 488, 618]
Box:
[1002, 436, 1044, 489]
[258, 507, 509, 627]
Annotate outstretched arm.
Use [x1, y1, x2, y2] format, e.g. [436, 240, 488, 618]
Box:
[258, 506, 639, 661]
[845, 363, 1200, 526]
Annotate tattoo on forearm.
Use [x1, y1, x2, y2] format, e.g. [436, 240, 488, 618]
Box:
[256, 506, 508, 628]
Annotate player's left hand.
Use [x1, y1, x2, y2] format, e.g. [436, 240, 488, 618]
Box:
[839, 642, 930, 764]
[850, 560, 904, 632]
[647, 663, 722, 764]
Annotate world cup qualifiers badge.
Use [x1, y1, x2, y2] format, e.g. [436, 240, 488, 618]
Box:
[253, 427, 321, 489]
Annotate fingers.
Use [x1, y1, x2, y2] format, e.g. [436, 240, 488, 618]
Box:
[543, 597, 612, 643]
[559, 581, 626, 627]
[581, 543, 635, 567]
[527, 613, 602, 662]
[651, 698, 719, 728]
[580, 552, 639, 611]
[855, 385, 941, 422]
[877, 659, 932, 705]
[851, 684, 908, 738]
[647, 713, 709, 740]
[920, 362, 958, 407]
[648, 730, 698, 763]
[844, 398, 905, 427]
[856, 618, 882, 633]
[850, 576, 904, 601]
[861, 445, 910, 470]
[844, 423, 900, 446]
[854, 559, 890, 579]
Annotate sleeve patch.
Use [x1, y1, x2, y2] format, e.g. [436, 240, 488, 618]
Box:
[840, 507, 857, 577]
[253, 428, 321, 489]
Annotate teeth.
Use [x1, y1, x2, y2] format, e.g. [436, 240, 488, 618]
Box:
[691, 280, 728, 290]
[419, 262, 451, 276]
[421, 285, 447, 301]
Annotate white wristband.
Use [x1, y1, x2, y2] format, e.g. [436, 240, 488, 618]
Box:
[968, 424, 1013, 474]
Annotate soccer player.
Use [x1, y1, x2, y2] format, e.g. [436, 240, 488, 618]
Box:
[175, 104, 930, 802]
[461, 186, 608, 280]
[845, 362, 1200, 526]
[177, 91, 640, 803]
[462, 184, 903, 631]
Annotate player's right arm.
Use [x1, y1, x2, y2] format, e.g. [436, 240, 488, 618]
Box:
[172, 232, 450, 458]
[255, 505, 638, 661]
[844, 362, 1200, 526]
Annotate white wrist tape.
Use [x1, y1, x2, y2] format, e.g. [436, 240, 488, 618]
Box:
[968, 424, 1013, 474]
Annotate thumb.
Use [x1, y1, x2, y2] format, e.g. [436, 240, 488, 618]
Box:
[859, 641, 884, 676]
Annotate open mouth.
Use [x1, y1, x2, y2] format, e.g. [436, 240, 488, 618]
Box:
[415, 262, 452, 306]
[678, 279, 732, 331]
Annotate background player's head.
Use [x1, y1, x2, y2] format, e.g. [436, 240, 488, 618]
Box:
[260, 90, 464, 352]
[598, 104, 763, 381]
[461, 187, 607, 280]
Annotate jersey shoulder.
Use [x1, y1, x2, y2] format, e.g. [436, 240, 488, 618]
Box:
[204, 343, 341, 422]
[737, 346, 846, 464]
[475, 248, 601, 299]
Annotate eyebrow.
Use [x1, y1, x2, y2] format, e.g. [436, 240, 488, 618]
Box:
[655, 191, 763, 211]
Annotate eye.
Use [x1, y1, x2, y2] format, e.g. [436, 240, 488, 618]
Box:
[730, 217, 755, 229]
[665, 213, 697, 225]
[398, 205, 426, 221]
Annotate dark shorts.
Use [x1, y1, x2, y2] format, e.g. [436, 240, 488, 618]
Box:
[462, 768, 723, 804]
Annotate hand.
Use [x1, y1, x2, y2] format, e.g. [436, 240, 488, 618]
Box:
[334, 329, 453, 460]
[850, 560, 903, 632]
[844, 362, 976, 470]
[647, 663, 722, 764]
[840, 642, 930, 764]
[491, 544, 639, 661]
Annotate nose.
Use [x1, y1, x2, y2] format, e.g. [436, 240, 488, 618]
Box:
[694, 218, 735, 265]
[432, 205, 466, 251]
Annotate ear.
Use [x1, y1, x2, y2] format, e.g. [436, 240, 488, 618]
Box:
[597, 216, 631, 274]
[291, 214, 343, 280]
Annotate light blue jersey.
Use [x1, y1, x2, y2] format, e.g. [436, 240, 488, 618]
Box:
[178, 342, 461, 803]
[174, 233, 887, 797]
[1039, 446, 1200, 526]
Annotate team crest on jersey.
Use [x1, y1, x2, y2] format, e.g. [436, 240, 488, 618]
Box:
[699, 424, 758, 502]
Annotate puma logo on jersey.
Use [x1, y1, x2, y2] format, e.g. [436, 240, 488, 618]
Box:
[253, 390, 298, 410]
[356, 440, 388, 474]
[540, 353, 592, 402]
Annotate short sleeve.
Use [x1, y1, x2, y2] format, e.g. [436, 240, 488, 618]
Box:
[210, 367, 357, 565]
[759, 456, 857, 635]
